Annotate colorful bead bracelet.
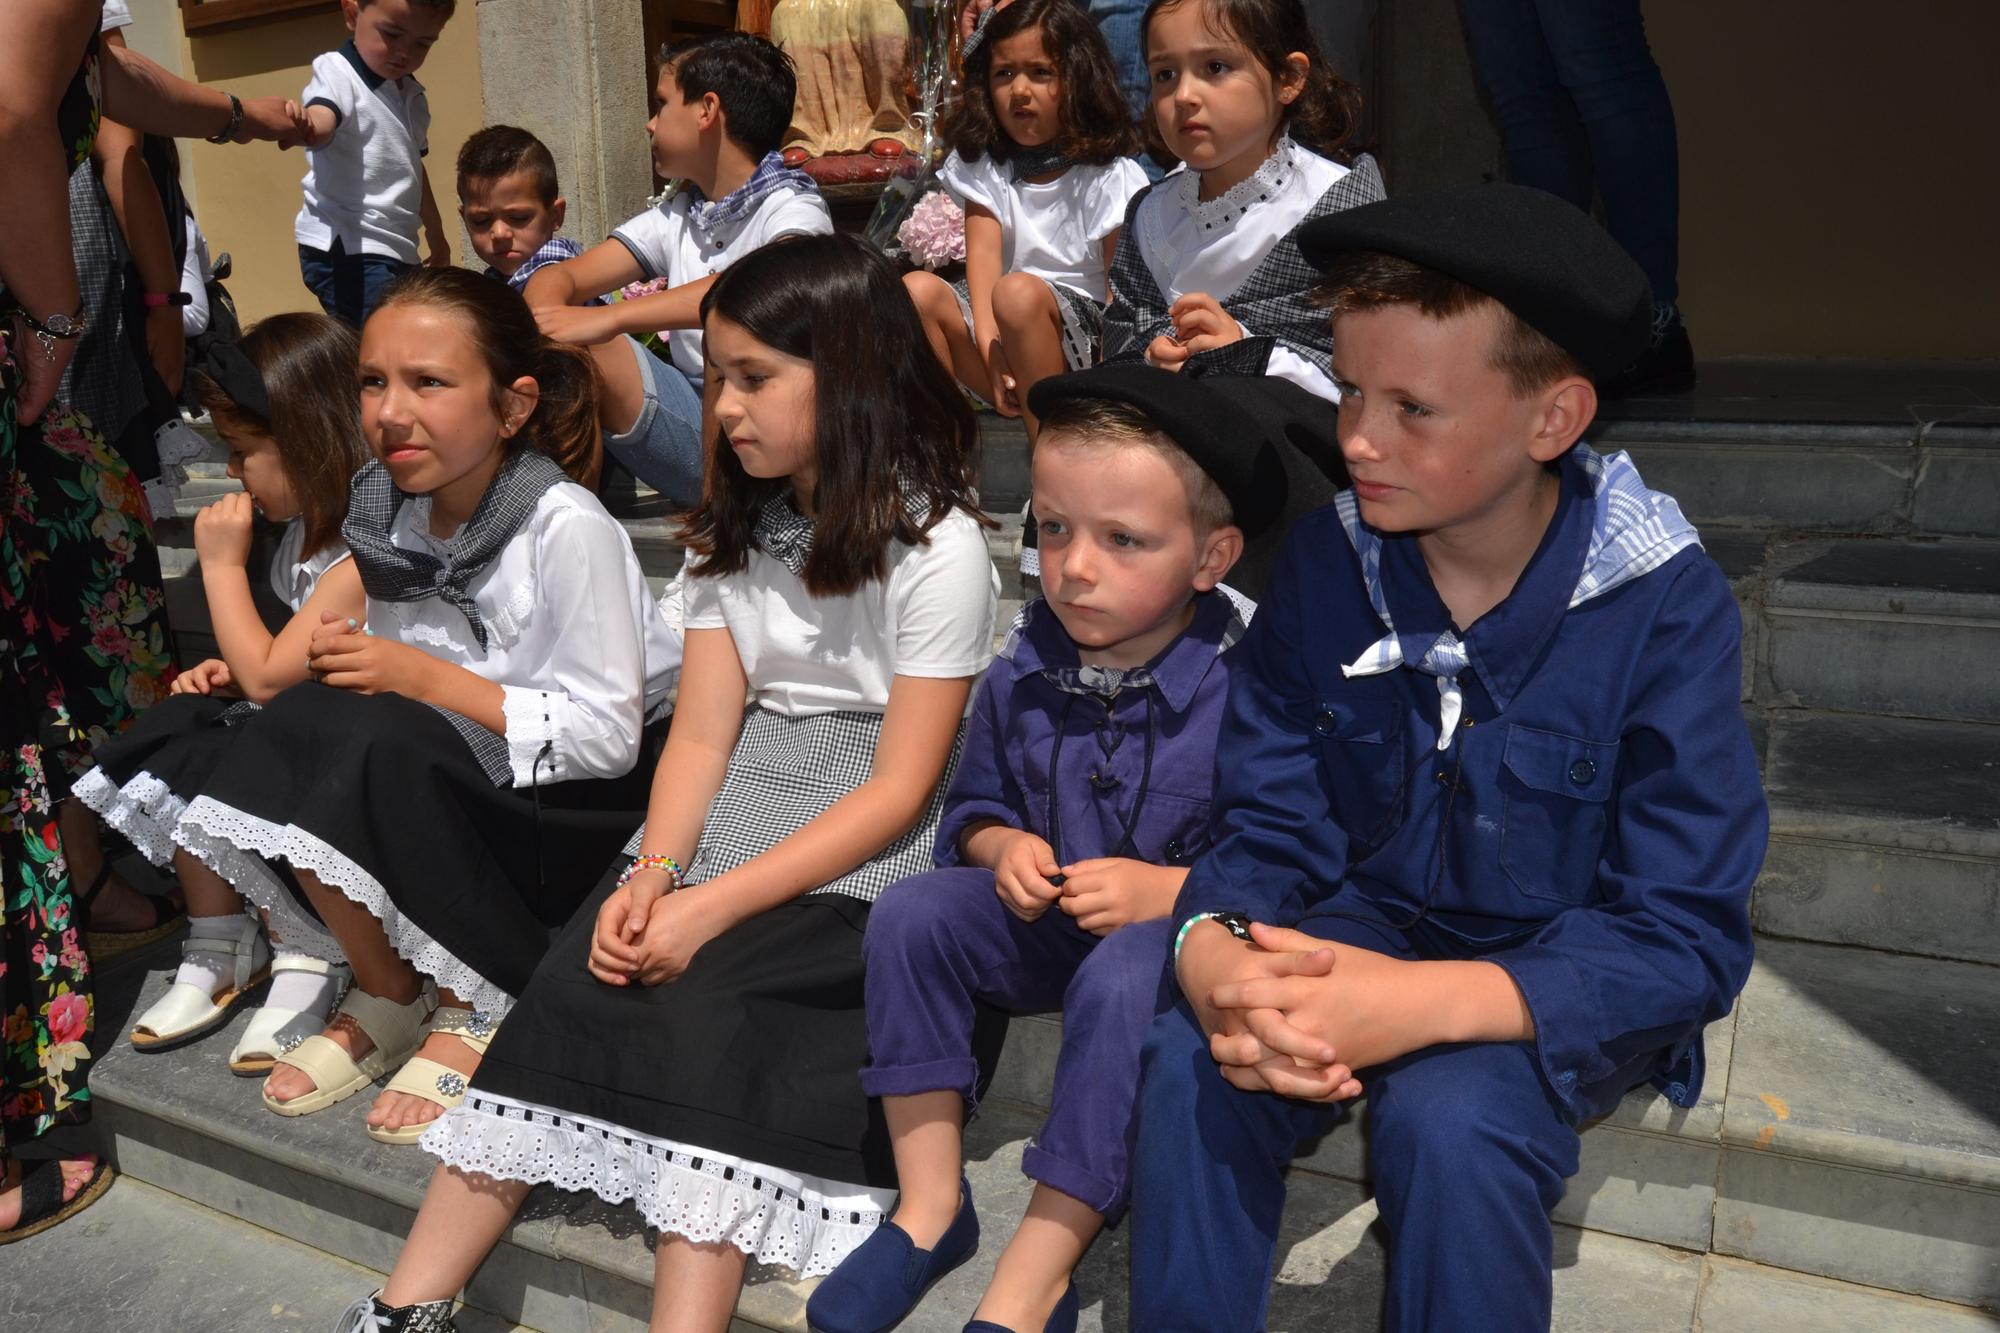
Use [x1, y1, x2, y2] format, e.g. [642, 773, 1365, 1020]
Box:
[616, 854, 684, 891]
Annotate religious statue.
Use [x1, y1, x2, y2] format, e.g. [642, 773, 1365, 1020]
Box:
[763, 0, 923, 184]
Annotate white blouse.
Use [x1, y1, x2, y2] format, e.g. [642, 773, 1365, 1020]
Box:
[938, 152, 1150, 302]
[268, 517, 352, 613]
[368, 483, 682, 787]
[1132, 137, 1349, 401]
[683, 507, 999, 718]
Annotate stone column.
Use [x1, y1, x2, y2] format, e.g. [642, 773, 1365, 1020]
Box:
[476, 0, 655, 246]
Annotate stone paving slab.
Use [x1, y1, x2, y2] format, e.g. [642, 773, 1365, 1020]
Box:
[1694, 1254, 2000, 1332]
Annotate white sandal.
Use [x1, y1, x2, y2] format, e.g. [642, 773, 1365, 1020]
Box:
[130, 915, 270, 1051]
[365, 1005, 501, 1146]
[228, 954, 353, 1076]
[261, 980, 436, 1118]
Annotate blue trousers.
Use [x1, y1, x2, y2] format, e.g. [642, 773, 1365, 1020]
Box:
[298, 239, 413, 329]
[1129, 914, 1582, 1331]
[861, 867, 1175, 1219]
[1459, 0, 1680, 307]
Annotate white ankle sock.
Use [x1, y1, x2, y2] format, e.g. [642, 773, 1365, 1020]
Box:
[262, 954, 344, 1018]
[175, 914, 264, 997]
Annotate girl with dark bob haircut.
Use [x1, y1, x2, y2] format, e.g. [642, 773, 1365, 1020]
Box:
[941, 0, 1139, 168]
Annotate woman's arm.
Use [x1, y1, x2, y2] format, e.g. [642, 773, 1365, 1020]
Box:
[98, 42, 307, 145]
[0, 0, 97, 421]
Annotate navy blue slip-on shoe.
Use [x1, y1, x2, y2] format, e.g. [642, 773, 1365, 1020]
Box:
[961, 1280, 1079, 1333]
[806, 1176, 980, 1333]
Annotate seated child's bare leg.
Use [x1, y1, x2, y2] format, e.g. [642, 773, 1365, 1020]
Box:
[380, 1162, 532, 1307]
[902, 271, 992, 395]
[366, 985, 486, 1133]
[174, 848, 246, 919]
[882, 1087, 967, 1247]
[264, 867, 424, 1104]
[989, 272, 1067, 439]
[973, 1185, 1102, 1329]
[591, 335, 649, 438]
[651, 1233, 750, 1333]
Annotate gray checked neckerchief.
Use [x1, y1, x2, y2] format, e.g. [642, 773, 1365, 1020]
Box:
[341, 450, 568, 652]
[1101, 151, 1385, 379]
[750, 485, 944, 577]
[684, 153, 820, 247]
[1337, 446, 1701, 750]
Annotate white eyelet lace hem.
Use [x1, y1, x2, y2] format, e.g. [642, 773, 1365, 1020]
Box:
[173, 796, 513, 1016]
[421, 1091, 892, 1278]
[1176, 133, 1299, 231]
[73, 767, 184, 866]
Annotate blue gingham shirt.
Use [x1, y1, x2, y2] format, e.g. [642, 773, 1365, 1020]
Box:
[1176, 445, 1768, 1122]
[488, 235, 603, 303]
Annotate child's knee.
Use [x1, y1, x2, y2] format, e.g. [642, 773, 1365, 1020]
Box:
[1368, 1044, 1578, 1192]
[991, 271, 1054, 328]
[1066, 918, 1172, 1015]
[901, 269, 951, 318]
[861, 869, 986, 968]
[1137, 1002, 1213, 1113]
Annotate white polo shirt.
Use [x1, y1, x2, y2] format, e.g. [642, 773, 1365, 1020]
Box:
[610, 184, 832, 384]
[295, 40, 430, 264]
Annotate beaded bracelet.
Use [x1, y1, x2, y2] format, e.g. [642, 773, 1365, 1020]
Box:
[616, 854, 683, 892]
[1172, 912, 1225, 965]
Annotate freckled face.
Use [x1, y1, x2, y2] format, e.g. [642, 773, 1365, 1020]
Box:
[1330, 302, 1558, 535]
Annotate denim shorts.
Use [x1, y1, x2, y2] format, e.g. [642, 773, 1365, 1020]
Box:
[604, 335, 704, 507]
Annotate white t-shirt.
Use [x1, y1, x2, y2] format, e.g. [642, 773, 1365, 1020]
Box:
[937, 152, 1149, 302]
[100, 1, 132, 32]
[1133, 137, 1349, 401]
[294, 42, 430, 264]
[683, 507, 999, 718]
[268, 518, 351, 612]
[368, 483, 683, 787]
[610, 184, 832, 383]
[180, 214, 212, 338]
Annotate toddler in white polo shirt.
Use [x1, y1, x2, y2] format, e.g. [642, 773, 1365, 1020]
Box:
[296, 0, 456, 327]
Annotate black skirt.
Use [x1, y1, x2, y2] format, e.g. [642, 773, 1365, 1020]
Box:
[74, 693, 258, 865]
[174, 684, 653, 1015]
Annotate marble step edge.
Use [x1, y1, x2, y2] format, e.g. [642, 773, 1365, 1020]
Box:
[1760, 710, 2000, 861]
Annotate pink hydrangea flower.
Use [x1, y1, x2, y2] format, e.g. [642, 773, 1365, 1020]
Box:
[898, 189, 966, 271]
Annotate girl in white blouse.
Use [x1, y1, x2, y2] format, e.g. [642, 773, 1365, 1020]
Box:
[345, 235, 1000, 1333]
[904, 0, 1149, 439]
[171, 269, 680, 1144]
[1101, 0, 1385, 402]
[77, 313, 370, 1076]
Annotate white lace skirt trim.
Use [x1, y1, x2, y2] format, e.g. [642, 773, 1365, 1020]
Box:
[173, 796, 512, 1014]
[421, 1090, 892, 1277]
[73, 766, 184, 866]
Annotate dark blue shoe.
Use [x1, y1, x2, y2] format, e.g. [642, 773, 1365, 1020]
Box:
[806, 1176, 980, 1333]
[961, 1280, 1080, 1333]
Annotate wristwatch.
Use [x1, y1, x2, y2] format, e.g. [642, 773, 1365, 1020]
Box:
[206, 91, 244, 144]
[14, 304, 87, 362]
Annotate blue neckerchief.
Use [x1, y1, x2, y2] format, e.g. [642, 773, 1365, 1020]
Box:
[684, 153, 818, 246]
[1338, 446, 1701, 747]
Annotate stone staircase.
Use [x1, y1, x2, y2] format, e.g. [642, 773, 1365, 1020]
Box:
[57, 362, 2000, 1330]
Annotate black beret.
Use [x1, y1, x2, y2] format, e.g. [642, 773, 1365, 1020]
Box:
[1296, 182, 1653, 383]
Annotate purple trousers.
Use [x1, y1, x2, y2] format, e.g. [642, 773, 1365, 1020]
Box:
[861, 867, 1175, 1219]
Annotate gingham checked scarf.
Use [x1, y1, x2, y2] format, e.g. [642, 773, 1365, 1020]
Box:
[750, 484, 944, 577]
[1101, 149, 1385, 379]
[684, 152, 819, 247]
[1336, 447, 1701, 750]
[341, 450, 568, 652]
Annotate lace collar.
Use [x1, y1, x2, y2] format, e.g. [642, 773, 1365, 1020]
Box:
[1174, 135, 1301, 233]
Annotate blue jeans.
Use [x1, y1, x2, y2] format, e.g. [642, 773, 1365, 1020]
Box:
[604, 335, 704, 507]
[1129, 910, 1582, 1331]
[1460, 0, 1680, 307]
[297, 238, 413, 329]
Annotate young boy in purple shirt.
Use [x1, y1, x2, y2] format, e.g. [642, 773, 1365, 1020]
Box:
[1134, 184, 1769, 1330]
[809, 367, 1336, 1333]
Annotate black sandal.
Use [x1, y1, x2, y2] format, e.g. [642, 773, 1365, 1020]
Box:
[77, 861, 185, 955]
[0, 1156, 114, 1245]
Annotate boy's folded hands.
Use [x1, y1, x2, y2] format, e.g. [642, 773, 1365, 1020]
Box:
[985, 828, 1064, 921]
[1056, 858, 1185, 936]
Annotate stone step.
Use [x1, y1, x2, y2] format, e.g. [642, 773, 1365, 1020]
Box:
[1756, 710, 2000, 966]
[77, 935, 1999, 1328]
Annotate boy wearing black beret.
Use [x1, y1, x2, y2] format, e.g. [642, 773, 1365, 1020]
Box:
[1131, 184, 1769, 1330]
[809, 369, 1331, 1333]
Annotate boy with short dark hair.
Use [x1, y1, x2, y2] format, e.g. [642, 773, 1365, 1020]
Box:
[296, 0, 457, 326]
[454, 124, 591, 293]
[810, 366, 1331, 1333]
[523, 31, 830, 509]
[1130, 183, 1769, 1331]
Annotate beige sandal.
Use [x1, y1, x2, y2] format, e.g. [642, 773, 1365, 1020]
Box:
[261, 981, 436, 1118]
[364, 1006, 501, 1145]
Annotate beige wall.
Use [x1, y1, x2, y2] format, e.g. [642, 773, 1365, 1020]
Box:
[1642, 2, 1995, 360]
[176, 3, 483, 325]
